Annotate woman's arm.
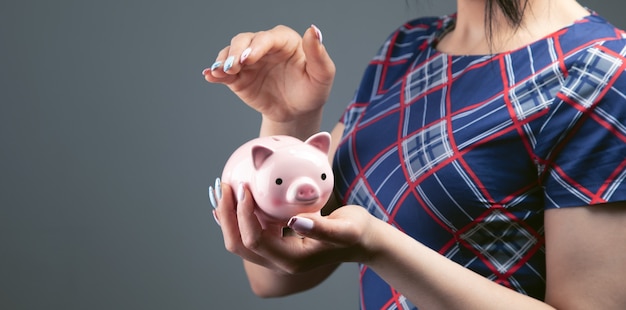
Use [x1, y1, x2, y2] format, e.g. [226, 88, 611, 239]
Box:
[207, 24, 341, 296]
[347, 202, 626, 309]
[544, 202, 626, 309]
[242, 261, 340, 298]
[358, 216, 553, 309]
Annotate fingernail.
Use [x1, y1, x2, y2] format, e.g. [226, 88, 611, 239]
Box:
[240, 48, 251, 64]
[202, 68, 210, 75]
[223, 56, 235, 72]
[210, 61, 222, 71]
[288, 216, 314, 233]
[212, 210, 221, 226]
[209, 186, 218, 209]
[311, 24, 323, 44]
[215, 178, 222, 200]
[236, 182, 245, 203]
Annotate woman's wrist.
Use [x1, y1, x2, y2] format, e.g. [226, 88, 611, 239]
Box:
[356, 215, 391, 266]
[357, 215, 423, 270]
[259, 109, 324, 140]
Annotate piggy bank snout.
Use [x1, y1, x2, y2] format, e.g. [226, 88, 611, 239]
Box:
[287, 178, 321, 204]
[295, 183, 319, 202]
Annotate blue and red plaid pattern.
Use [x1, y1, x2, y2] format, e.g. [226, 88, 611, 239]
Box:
[333, 13, 626, 310]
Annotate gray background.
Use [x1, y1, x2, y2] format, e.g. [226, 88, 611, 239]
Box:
[1, 1, 622, 309]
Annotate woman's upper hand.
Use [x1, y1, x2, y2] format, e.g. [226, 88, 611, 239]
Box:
[203, 25, 336, 128]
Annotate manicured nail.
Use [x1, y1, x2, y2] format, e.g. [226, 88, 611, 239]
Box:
[209, 186, 217, 209]
[212, 210, 221, 226]
[236, 182, 245, 203]
[240, 48, 251, 64]
[215, 178, 222, 200]
[288, 216, 314, 233]
[210, 61, 222, 71]
[202, 68, 211, 75]
[223, 56, 235, 72]
[311, 24, 323, 44]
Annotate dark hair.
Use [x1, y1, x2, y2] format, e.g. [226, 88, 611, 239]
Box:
[486, 0, 530, 36]
[409, 0, 531, 46]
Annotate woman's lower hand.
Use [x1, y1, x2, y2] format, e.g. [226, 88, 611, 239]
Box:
[212, 180, 376, 274]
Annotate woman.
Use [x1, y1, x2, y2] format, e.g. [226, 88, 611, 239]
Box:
[204, 0, 626, 308]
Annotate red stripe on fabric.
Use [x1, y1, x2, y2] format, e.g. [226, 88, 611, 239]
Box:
[592, 158, 626, 204]
[376, 31, 401, 95]
[551, 164, 599, 200]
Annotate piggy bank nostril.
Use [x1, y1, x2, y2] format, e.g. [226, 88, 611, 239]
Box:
[300, 189, 313, 195]
[296, 185, 319, 201]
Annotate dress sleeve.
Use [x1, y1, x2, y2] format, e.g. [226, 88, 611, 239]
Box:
[535, 39, 626, 209]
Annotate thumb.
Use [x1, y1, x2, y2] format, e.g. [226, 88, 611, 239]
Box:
[287, 214, 360, 245]
[302, 25, 336, 86]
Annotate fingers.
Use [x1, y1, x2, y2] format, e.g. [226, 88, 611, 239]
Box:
[202, 24, 334, 85]
[287, 215, 349, 244]
[203, 27, 287, 81]
[288, 205, 367, 246]
[203, 32, 255, 83]
[212, 180, 277, 268]
[213, 181, 243, 252]
[235, 183, 268, 249]
[302, 25, 336, 87]
[227, 182, 325, 271]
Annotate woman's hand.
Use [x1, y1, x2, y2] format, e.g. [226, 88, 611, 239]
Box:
[203, 25, 336, 130]
[212, 180, 376, 275]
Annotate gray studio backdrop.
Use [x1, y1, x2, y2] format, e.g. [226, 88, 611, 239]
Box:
[1, 1, 623, 309]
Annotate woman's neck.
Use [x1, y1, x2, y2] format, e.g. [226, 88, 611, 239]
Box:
[436, 0, 590, 55]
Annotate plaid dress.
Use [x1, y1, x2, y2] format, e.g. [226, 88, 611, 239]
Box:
[333, 13, 626, 310]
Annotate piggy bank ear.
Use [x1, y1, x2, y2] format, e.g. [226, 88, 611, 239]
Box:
[251, 145, 274, 170]
[304, 132, 331, 155]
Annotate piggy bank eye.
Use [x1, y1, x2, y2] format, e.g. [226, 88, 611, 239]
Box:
[321, 173, 327, 181]
[275, 178, 283, 185]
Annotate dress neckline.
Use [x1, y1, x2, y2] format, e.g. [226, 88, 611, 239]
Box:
[429, 12, 597, 58]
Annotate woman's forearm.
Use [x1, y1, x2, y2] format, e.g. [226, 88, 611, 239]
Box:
[364, 218, 554, 310]
[243, 260, 339, 298]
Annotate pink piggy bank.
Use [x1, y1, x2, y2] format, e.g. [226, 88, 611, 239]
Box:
[221, 132, 334, 225]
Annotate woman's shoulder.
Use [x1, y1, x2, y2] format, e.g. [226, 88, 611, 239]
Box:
[385, 14, 454, 46]
[369, 14, 453, 63]
[557, 14, 626, 87]
[560, 14, 626, 54]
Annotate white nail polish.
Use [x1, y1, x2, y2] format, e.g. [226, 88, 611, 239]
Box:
[311, 24, 323, 44]
[223, 56, 235, 72]
[215, 178, 222, 200]
[236, 182, 245, 202]
[288, 216, 314, 233]
[210, 61, 222, 71]
[209, 186, 217, 209]
[240, 48, 251, 64]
